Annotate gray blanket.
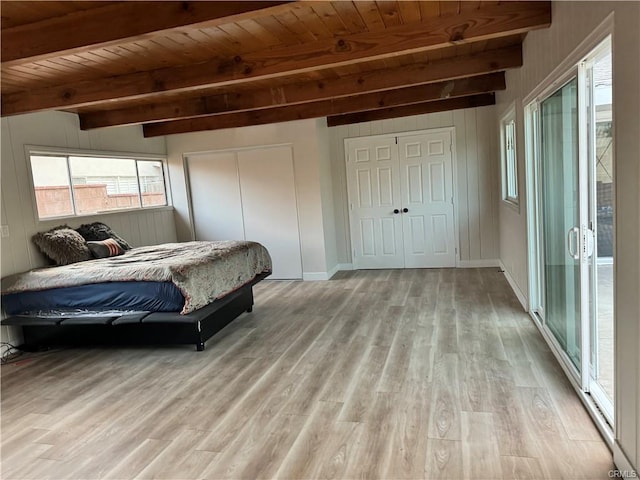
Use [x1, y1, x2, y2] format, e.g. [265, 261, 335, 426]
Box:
[1, 241, 272, 314]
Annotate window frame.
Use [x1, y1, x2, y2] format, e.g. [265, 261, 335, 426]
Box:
[26, 145, 171, 222]
[500, 103, 520, 209]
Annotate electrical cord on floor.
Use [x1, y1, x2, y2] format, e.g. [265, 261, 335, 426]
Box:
[0, 342, 65, 365]
[1, 342, 23, 364]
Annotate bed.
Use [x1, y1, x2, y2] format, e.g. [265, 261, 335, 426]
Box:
[1, 240, 272, 351]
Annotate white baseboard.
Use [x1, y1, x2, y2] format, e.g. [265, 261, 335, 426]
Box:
[302, 272, 330, 281]
[326, 264, 340, 280]
[498, 260, 528, 311]
[613, 441, 637, 477]
[303, 264, 353, 281]
[457, 259, 499, 268]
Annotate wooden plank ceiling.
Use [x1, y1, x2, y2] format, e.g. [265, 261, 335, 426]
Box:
[1, 1, 551, 136]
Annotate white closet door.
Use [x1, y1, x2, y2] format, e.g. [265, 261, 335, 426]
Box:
[346, 136, 404, 269]
[399, 131, 456, 268]
[187, 151, 245, 241]
[346, 130, 457, 270]
[237, 146, 302, 279]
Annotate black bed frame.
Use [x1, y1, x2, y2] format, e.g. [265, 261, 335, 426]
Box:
[2, 273, 270, 352]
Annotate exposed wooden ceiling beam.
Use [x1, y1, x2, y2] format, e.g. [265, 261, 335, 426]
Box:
[2, 2, 549, 116]
[326, 94, 496, 127]
[79, 45, 521, 129]
[142, 74, 504, 137]
[1, 1, 292, 66]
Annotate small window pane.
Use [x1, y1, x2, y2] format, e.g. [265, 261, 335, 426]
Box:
[30, 155, 74, 218]
[502, 117, 518, 204]
[137, 160, 167, 207]
[69, 156, 140, 214]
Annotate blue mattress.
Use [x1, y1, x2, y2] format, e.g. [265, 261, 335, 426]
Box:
[2, 281, 185, 315]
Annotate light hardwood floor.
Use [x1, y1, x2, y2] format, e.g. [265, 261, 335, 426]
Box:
[1, 268, 613, 479]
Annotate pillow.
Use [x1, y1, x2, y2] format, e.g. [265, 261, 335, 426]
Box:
[87, 239, 124, 259]
[75, 222, 132, 250]
[32, 226, 92, 266]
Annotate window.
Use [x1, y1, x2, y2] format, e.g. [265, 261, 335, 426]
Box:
[29, 150, 168, 219]
[500, 106, 519, 206]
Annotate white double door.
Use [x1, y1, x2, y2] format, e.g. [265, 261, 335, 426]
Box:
[346, 130, 456, 269]
[186, 145, 302, 280]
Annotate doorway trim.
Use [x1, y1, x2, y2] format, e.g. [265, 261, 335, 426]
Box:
[343, 126, 460, 268]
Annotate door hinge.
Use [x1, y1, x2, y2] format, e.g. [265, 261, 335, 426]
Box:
[395, 137, 398, 145]
[455, 247, 458, 255]
[451, 196, 454, 205]
[449, 143, 452, 152]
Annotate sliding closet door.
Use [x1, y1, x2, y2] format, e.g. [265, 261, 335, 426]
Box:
[187, 151, 245, 241]
[237, 146, 302, 280]
[187, 146, 302, 280]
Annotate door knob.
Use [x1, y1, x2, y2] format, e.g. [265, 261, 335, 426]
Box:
[393, 209, 400, 214]
[403, 208, 409, 213]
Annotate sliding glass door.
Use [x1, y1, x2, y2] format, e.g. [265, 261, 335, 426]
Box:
[540, 77, 582, 370]
[586, 47, 614, 422]
[526, 37, 614, 425]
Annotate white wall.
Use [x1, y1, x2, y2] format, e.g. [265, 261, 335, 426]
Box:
[497, 97, 529, 304]
[165, 118, 337, 279]
[328, 106, 500, 267]
[316, 119, 339, 274]
[0, 111, 176, 346]
[495, 2, 640, 472]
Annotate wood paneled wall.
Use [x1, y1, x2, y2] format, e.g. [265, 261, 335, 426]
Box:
[328, 105, 500, 267]
[1, 111, 175, 346]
